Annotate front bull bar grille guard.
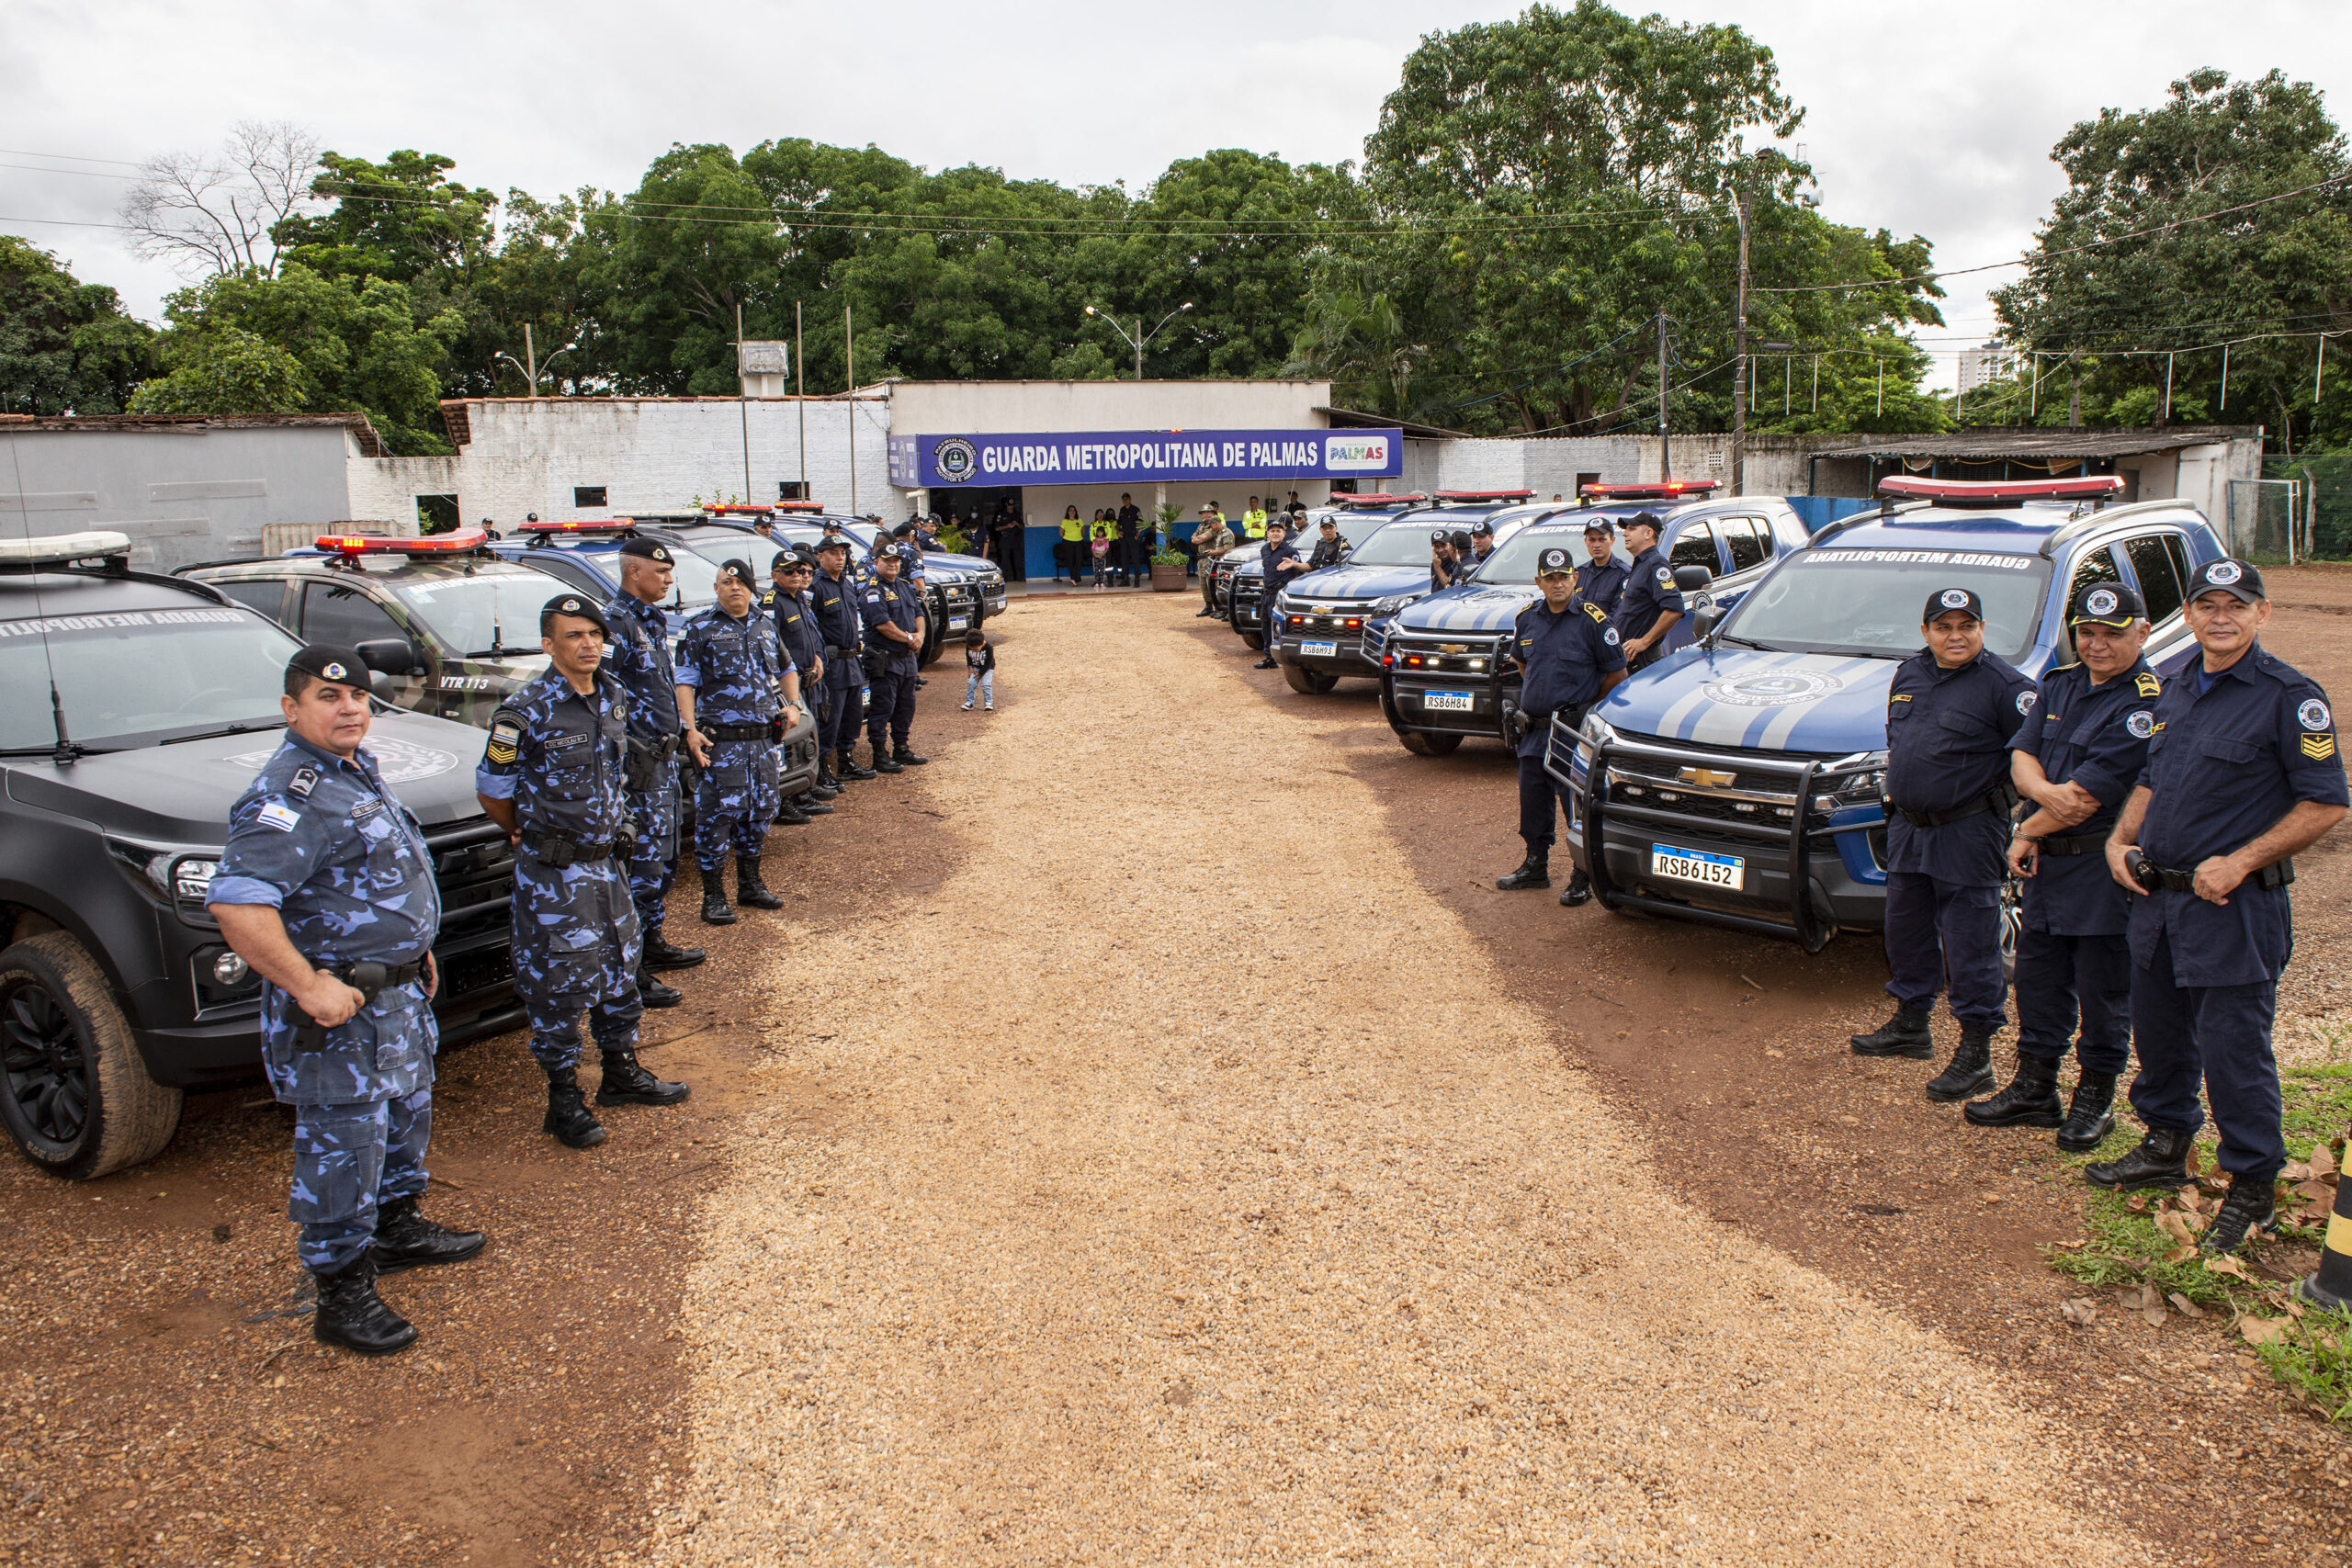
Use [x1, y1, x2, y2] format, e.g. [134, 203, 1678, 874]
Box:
[1382, 632, 1516, 744]
[1544, 717, 1880, 953]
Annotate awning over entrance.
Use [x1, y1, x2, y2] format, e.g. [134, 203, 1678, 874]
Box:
[887, 427, 1403, 488]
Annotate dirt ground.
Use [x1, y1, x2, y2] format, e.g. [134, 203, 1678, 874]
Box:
[1, 571, 2349, 1566]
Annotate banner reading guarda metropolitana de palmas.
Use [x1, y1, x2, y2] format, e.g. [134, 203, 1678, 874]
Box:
[887, 428, 1405, 488]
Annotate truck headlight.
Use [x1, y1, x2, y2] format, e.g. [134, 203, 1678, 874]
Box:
[210, 950, 250, 986]
[1371, 593, 1419, 616]
[1826, 751, 1890, 805]
[1580, 711, 1618, 745]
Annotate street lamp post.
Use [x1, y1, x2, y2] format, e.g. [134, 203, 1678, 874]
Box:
[496, 322, 579, 395]
[1084, 302, 1193, 380]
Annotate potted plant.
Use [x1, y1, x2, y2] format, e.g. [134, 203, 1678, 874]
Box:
[1149, 547, 1188, 592]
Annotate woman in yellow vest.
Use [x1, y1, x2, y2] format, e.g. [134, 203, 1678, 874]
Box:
[1241, 497, 1268, 539]
[1057, 504, 1087, 584]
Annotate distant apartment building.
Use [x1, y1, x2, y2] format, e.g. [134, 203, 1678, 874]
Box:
[1958, 341, 2019, 394]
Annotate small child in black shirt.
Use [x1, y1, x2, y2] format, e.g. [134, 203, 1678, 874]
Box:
[961, 629, 995, 712]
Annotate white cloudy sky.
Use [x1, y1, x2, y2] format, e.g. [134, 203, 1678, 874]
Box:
[6, 0, 2347, 389]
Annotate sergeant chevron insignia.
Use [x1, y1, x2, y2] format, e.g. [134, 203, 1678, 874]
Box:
[2302, 734, 2337, 761]
[2135, 671, 2163, 698]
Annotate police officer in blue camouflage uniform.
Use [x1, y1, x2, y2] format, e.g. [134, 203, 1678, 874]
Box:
[1610, 512, 1685, 671]
[478, 593, 688, 1151]
[601, 536, 703, 1012]
[2092, 558, 2348, 1252]
[1496, 547, 1628, 906]
[677, 559, 796, 920]
[765, 548, 837, 818]
[811, 536, 873, 785]
[210, 643, 485, 1356]
[1966, 581, 2160, 1147]
[1849, 586, 2036, 1101]
[1572, 519, 1628, 617]
[860, 545, 928, 773]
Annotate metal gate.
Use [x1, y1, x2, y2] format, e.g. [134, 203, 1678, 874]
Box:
[2225, 478, 2305, 562]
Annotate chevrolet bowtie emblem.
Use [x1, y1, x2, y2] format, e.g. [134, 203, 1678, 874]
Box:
[1438, 643, 1467, 654]
[1679, 767, 1738, 788]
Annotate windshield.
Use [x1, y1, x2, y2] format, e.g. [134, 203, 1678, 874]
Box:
[387, 568, 554, 657]
[1337, 516, 1449, 567]
[1722, 548, 2053, 661]
[1466, 528, 1594, 586]
[0, 605, 297, 750]
[676, 531, 786, 586]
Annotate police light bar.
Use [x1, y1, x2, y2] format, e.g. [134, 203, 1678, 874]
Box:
[701, 503, 775, 516]
[317, 528, 490, 555]
[0, 530, 131, 566]
[775, 500, 826, 513]
[1577, 480, 1721, 501]
[1433, 489, 1535, 502]
[516, 519, 639, 536]
[1333, 491, 1427, 507]
[1876, 475, 2125, 505]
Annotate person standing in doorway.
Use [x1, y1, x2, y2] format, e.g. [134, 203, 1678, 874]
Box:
[1057, 505, 1086, 584]
[995, 499, 1027, 582]
[1117, 493, 1143, 586]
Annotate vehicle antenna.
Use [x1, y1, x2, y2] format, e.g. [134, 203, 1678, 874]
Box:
[4, 435, 76, 765]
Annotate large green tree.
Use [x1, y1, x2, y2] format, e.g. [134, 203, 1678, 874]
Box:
[1992, 68, 2352, 451]
[0, 238, 154, 415]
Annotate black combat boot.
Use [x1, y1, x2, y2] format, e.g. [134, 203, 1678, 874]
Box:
[811, 773, 842, 800]
[1252, 654, 1278, 670]
[595, 1046, 691, 1107]
[2055, 1071, 2119, 1153]
[636, 968, 683, 1009]
[641, 931, 706, 971]
[772, 798, 812, 827]
[2200, 1172, 2282, 1255]
[542, 1066, 607, 1149]
[1849, 1006, 1934, 1059]
[1925, 1027, 1997, 1102]
[735, 855, 785, 910]
[836, 750, 877, 783]
[892, 746, 928, 766]
[1496, 849, 1551, 891]
[311, 1257, 417, 1356]
[1559, 871, 1593, 908]
[797, 795, 834, 816]
[1963, 1053, 2063, 1127]
[698, 863, 736, 925]
[369, 1195, 487, 1276]
[2084, 1126, 2196, 1190]
[871, 744, 905, 774]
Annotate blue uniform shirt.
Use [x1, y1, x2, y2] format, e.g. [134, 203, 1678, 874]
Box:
[1883, 647, 2035, 886]
[1572, 558, 1629, 618]
[1611, 544, 1686, 644]
[812, 566, 865, 659]
[1261, 539, 1305, 606]
[766, 584, 824, 673]
[1511, 599, 1626, 759]
[212, 732, 442, 1103]
[2010, 658, 2160, 936]
[859, 576, 924, 675]
[676, 604, 785, 726]
[2130, 641, 2346, 987]
[476, 668, 632, 844]
[600, 591, 680, 739]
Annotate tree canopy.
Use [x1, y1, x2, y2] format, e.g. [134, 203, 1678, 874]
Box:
[0, 238, 154, 415]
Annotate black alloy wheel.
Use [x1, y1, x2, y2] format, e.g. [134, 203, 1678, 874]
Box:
[0, 976, 86, 1159]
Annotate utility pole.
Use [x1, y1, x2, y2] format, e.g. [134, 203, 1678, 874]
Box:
[1134, 318, 1144, 381]
[1657, 310, 1670, 481]
[736, 300, 752, 502]
[523, 322, 537, 391]
[795, 300, 806, 501]
[1730, 187, 1749, 494]
[845, 303, 856, 512]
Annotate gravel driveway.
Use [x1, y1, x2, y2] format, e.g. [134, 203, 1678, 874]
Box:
[646, 593, 2147, 1565]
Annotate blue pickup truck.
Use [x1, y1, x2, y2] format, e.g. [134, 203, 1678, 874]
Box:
[1375, 484, 1808, 754]
[1545, 476, 2225, 953]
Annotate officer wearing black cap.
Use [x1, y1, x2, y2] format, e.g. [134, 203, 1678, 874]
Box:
[1496, 547, 1628, 904]
[765, 549, 837, 813]
[1252, 515, 1306, 671]
[1306, 513, 1350, 570]
[1849, 585, 2034, 1100]
[810, 536, 871, 784]
[1610, 512, 1684, 671]
[1572, 520, 1628, 617]
[1968, 581, 2160, 1146]
[677, 558, 795, 919]
[478, 594, 689, 1152]
[859, 542, 927, 773]
[209, 643, 485, 1355]
[2091, 558, 2347, 1252]
[602, 536, 702, 1011]
[1466, 520, 1497, 571]
[1429, 528, 1468, 592]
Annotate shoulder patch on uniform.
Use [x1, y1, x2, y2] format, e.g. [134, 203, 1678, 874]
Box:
[485, 716, 522, 765]
[287, 765, 319, 798]
[2017, 691, 2037, 715]
[1582, 603, 1607, 622]
[865, 592, 882, 604]
[1655, 566, 1673, 587]
[2303, 733, 2338, 761]
[1602, 626, 1621, 646]
[256, 801, 301, 832]
[2299, 698, 2333, 731]
[2126, 710, 2155, 739]
[2134, 671, 2163, 699]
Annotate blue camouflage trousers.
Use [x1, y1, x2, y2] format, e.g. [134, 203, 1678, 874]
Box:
[513, 850, 642, 1071]
[289, 1088, 431, 1273]
[624, 755, 681, 940]
[694, 738, 779, 868]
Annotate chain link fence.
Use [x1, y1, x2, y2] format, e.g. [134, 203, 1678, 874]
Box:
[2262, 454, 2352, 560]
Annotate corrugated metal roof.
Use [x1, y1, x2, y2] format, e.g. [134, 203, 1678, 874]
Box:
[1811, 425, 2262, 461]
[0, 412, 389, 457]
[1316, 404, 1467, 439]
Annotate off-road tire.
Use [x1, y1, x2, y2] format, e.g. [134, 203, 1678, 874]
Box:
[0, 931, 182, 1179]
[1398, 728, 1463, 757]
[1281, 663, 1339, 695]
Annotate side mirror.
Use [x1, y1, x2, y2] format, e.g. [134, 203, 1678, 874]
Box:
[367, 671, 399, 703]
[1692, 604, 1726, 643]
[356, 637, 424, 678]
[1673, 564, 1714, 592]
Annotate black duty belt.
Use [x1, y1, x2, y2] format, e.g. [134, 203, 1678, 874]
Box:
[701, 721, 775, 742]
[2038, 832, 2106, 856]
[1894, 792, 2011, 829]
[2146, 859, 2295, 893]
[318, 959, 426, 987]
[521, 829, 615, 866]
[823, 645, 860, 660]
